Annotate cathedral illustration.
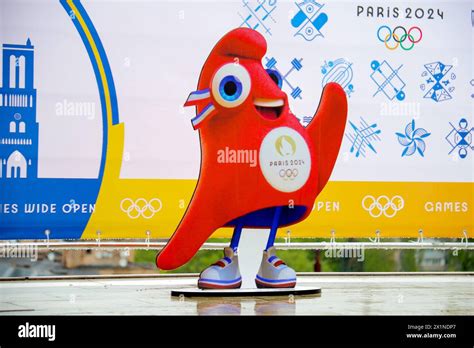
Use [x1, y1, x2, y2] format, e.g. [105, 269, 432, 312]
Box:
[0, 39, 39, 179]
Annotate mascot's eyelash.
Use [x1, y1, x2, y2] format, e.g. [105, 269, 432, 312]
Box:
[190, 102, 216, 129]
[184, 88, 211, 106]
[184, 88, 218, 129]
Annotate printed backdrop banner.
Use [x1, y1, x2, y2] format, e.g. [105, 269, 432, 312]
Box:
[0, 0, 472, 240]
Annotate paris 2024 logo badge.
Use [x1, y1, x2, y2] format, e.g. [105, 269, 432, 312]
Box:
[259, 127, 311, 192]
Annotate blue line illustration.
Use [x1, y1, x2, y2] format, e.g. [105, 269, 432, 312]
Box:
[370, 60, 406, 101]
[321, 58, 354, 97]
[446, 118, 473, 159]
[238, 0, 277, 36]
[420, 61, 456, 102]
[265, 56, 303, 99]
[291, 0, 328, 41]
[345, 117, 382, 158]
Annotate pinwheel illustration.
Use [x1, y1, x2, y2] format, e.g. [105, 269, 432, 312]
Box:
[396, 120, 431, 157]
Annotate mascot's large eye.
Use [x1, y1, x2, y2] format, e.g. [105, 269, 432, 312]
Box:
[212, 63, 251, 108]
[265, 69, 282, 88]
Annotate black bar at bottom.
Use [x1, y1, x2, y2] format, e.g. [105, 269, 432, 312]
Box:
[0, 315, 471, 346]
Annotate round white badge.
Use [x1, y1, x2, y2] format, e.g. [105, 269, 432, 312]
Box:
[259, 127, 311, 193]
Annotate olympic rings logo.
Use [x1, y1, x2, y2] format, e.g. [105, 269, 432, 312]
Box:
[362, 195, 404, 218]
[120, 198, 162, 219]
[279, 168, 298, 180]
[377, 26, 422, 51]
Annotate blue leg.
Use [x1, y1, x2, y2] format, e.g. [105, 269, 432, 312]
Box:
[230, 221, 244, 252]
[266, 206, 283, 250]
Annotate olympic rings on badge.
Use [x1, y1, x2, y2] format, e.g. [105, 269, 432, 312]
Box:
[120, 198, 163, 219]
[361, 195, 405, 218]
[279, 168, 299, 180]
[377, 25, 422, 51]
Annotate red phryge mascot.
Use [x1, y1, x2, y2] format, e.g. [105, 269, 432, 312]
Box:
[156, 28, 347, 289]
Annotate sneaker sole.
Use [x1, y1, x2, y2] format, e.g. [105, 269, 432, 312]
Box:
[198, 280, 242, 290]
[255, 278, 296, 289]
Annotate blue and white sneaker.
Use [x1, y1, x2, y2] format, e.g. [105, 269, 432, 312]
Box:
[255, 247, 296, 288]
[198, 247, 242, 289]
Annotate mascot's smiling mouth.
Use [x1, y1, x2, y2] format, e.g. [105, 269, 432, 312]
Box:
[254, 98, 284, 120]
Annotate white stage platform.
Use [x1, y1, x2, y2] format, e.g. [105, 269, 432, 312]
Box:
[0, 273, 472, 315]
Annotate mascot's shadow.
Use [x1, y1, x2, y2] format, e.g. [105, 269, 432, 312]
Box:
[172, 294, 321, 315]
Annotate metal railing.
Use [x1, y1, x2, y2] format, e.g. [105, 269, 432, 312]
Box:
[0, 228, 471, 251]
[0, 240, 472, 251]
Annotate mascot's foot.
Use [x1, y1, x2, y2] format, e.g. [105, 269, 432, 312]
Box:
[198, 247, 242, 289]
[255, 247, 296, 288]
